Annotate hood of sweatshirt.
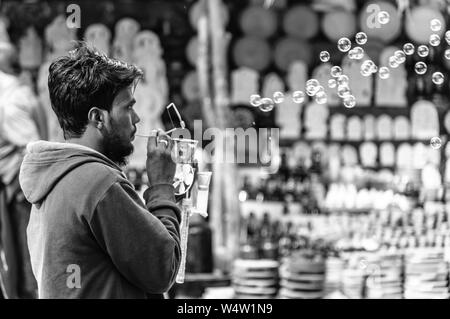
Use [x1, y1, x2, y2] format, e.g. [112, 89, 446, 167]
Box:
[19, 140, 124, 204]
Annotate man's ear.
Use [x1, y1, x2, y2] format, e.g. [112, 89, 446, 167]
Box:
[88, 107, 106, 129]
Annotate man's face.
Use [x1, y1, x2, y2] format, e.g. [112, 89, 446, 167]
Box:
[102, 85, 140, 166]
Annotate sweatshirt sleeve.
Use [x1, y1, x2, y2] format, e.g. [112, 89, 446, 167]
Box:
[89, 182, 181, 294]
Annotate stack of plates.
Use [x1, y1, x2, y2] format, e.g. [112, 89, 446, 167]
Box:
[404, 249, 449, 299]
[340, 253, 365, 299]
[365, 253, 403, 299]
[341, 267, 365, 299]
[278, 255, 326, 299]
[324, 257, 344, 296]
[232, 259, 279, 299]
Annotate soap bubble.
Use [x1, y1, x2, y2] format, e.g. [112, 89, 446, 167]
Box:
[355, 32, 368, 45]
[250, 94, 262, 107]
[330, 66, 343, 78]
[429, 34, 441, 47]
[430, 19, 442, 32]
[337, 75, 349, 86]
[446, 31, 450, 45]
[320, 51, 330, 62]
[430, 137, 442, 149]
[315, 91, 328, 104]
[394, 50, 406, 64]
[343, 95, 356, 108]
[417, 45, 429, 57]
[259, 98, 274, 112]
[328, 78, 337, 88]
[378, 11, 390, 25]
[432, 72, 445, 85]
[403, 43, 415, 55]
[414, 62, 427, 75]
[306, 79, 320, 96]
[445, 49, 450, 60]
[351, 47, 364, 60]
[337, 85, 351, 98]
[389, 56, 399, 68]
[292, 91, 305, 104]
[273, 91, 285, 104]
[361, 60, 377, 76]
[378, 67, 390, 79]
[337, 37, 352, 53]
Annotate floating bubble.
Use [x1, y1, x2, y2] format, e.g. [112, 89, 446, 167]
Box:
[361, 68, 371, 77]
[378, 67, 390, 79]
[445, 49, 450, 60]
[429, 34, 441, 47]
[394, 50, 406, 64]
[306, 79, 320, 96]
[343, 95, 356, 108]
[378, 11, 390, 25]
[389, 56, 399, 68]
[315, 91, 328, 104]
[417, 45, 429, 58]
[430, 19, 442, 32]
[292, 91, 305, 104]
[259, 98, 274, 112]
[446, 31, 450, 45]
[328, 78, 337, 88]
[337, 37, 352, 53]
[273, 91, 285, 104]
[403, 43, 415, 56]
[415, 62, 427, 75]
[337, 75, 349, 86]
[432, 72, 445, 85]
[355, 32, 368, 45]
[352, 47, 364, 60]
[250, 94, 262, 107]
[430, 136, 442, 149]
[320, 51, 330, 62]
[337, 85, 351, 98]
[330, 66, 343, 78]
[361, 60, 377, 75]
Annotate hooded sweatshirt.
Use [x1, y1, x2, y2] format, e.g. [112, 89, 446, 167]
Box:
[19, 141, 181, 299]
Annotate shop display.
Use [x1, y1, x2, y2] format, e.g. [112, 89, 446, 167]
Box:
[2, 0, 450, 300]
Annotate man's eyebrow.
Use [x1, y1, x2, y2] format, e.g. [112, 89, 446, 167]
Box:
[125, 98, 136, 106]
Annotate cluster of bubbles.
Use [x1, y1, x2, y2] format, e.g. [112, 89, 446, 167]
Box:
[249, 90, 307, 112]
[248, 16, 448, 119]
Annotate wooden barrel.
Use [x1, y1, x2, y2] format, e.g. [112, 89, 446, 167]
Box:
[239, 5, 278, 38]
[186, 36, 198, 67]
[359, 1, 401, 43]
[322, 10, 357, 42]
[405, 6, 446, 44]
[189, 0, 229, 30]
[282, 5, 319, 40]
[232, 36, 272, 71]
[181, 70, 200, 102]
[274, 37, 312, 71]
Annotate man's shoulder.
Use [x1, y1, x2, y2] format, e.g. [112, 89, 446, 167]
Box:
[64, 161, 130, 197]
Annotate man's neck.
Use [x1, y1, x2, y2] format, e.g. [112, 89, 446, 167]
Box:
[65, 135, 104, 156]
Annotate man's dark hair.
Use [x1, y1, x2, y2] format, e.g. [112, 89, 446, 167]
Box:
[48, 41, 143, 139]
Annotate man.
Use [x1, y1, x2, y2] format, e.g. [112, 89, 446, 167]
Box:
[0, 40, 42, 299]
[18, 42, 181, 298]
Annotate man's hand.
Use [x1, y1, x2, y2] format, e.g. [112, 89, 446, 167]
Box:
[146, 130, 176, 187]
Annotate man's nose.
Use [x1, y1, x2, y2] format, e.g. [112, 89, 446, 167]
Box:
[132, 110, 140, 124]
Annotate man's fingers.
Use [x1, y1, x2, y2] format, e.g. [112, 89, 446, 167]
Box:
[147, 130, 158, 150]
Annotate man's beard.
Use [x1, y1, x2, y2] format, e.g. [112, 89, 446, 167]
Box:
[102, 122, 134, 167]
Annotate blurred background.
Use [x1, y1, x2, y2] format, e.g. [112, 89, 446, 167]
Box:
[1, 0, 450, 299]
